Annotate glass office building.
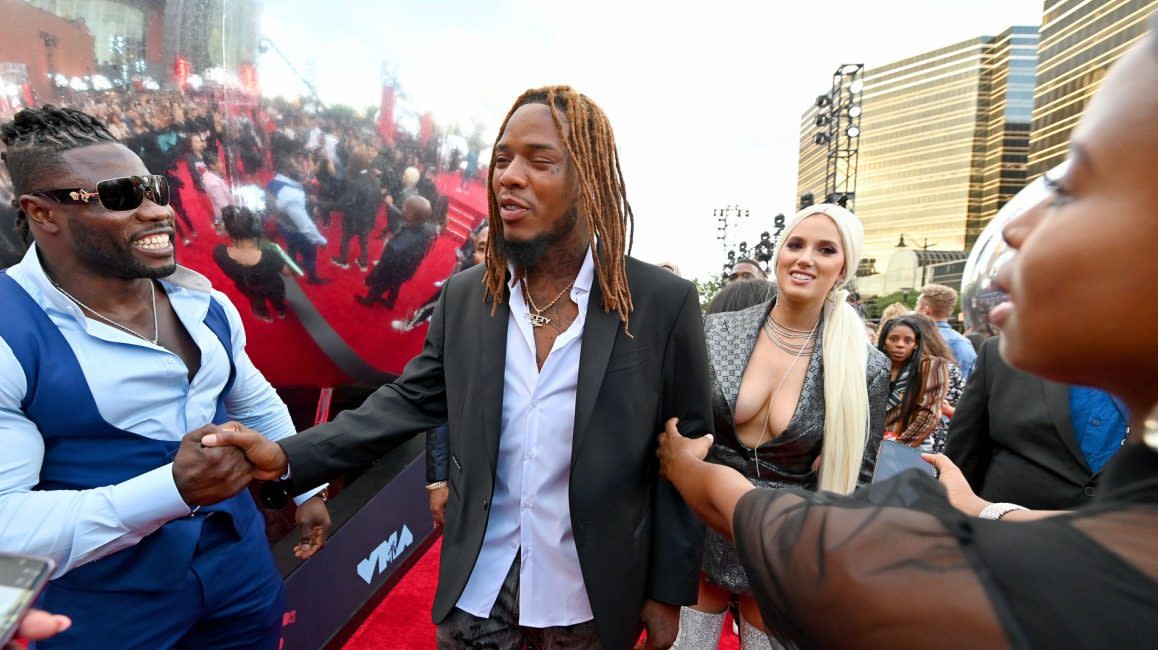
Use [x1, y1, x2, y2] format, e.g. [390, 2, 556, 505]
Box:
[796, 28, 1039, 268]
[976, 26, 1039, 246]
[1029, 0, 1158, 177]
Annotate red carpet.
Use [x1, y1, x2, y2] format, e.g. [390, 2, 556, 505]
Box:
[169, 164, 487, 387]
[342, 537, 741, 649]
[343, 537, 443, 650]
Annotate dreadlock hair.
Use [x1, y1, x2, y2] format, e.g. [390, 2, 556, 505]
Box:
[483, 86, 635, 330]
[1, 105, 118, 238]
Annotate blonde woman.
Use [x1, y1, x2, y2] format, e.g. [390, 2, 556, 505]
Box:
[657, 22, 1158, 648]
[674, 204, 888, 649]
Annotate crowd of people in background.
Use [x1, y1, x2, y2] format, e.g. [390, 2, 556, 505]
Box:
[6, 17, 1158, 648]
[0, 86, 493, 322]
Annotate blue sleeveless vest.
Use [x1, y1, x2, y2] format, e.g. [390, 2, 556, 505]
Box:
[0, 272, 264, 592]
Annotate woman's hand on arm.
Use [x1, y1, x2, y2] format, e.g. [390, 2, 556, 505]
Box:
[657, 418, 755, 539]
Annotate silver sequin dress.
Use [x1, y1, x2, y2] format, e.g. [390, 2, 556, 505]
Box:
[701, 299, 889, 593]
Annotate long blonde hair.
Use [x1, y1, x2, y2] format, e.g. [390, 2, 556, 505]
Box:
[770, 203, 869, 494]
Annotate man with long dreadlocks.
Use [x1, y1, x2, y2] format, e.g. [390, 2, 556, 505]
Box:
[205, 86, 715, 649]
[0, 105, 330, 648]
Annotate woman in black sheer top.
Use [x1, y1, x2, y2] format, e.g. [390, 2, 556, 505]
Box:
[658, 24, 1158, 650]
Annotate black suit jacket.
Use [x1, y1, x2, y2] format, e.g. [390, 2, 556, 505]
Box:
[945, 337, 1101, 509]
[281, 257, 713, 649]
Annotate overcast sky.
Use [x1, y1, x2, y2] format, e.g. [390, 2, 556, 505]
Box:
[258, 0, 1044, 280]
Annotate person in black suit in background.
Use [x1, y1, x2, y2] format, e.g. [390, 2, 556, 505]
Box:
[203, 85, 713, 650]
[946, 336, 1127, 509]
[359, 195, 436, 308]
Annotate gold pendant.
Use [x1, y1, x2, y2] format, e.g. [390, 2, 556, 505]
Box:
[528, 312, 551, 328]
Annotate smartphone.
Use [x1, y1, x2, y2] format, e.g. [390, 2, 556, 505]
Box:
[0, 552, 54, 645]
[872, 440, 935, 484]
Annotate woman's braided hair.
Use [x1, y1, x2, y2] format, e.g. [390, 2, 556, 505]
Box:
[483, 86, 635, 330]
[1, 105, 118, 237]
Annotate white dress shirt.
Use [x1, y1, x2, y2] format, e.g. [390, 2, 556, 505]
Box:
[455, 247, 596, 627]
[0, 245, 318, 578]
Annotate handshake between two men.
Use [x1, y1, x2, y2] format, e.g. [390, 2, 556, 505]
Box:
[173, 422, 328, 560]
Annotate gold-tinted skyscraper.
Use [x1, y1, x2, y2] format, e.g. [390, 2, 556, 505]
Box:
[978, 26, 1039, 240]
[1029, 0, 1158, 177]
[796, 28, 1038, 270]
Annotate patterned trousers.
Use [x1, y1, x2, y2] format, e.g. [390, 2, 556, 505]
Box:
[436, 553, 602, 649]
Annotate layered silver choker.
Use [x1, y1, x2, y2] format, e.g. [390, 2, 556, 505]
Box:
[762, 315, 818, 356]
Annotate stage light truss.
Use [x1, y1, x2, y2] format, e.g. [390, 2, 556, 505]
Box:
[813, 63, 863, 211]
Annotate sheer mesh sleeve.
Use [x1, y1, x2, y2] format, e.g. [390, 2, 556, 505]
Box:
[732, 473, 1016, 650]
[975, 443, 1158, 649]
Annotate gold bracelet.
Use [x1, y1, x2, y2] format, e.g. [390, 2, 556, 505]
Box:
[425, 481, 448, 491]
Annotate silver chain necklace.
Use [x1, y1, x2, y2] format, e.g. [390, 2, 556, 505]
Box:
[49, 276, 159, 345]
[750, 318, 818, 477]
[762, 315, 818, 356]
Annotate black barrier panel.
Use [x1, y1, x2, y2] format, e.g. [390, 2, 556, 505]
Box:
[280, 454, 435, 650]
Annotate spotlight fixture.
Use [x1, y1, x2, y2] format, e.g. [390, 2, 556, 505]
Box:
[814, 62, 864, 213]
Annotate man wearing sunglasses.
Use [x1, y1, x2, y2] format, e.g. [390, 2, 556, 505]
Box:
[0, 105, 329, 649]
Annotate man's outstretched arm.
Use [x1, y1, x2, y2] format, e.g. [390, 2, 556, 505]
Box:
[205, 281, 453, 491]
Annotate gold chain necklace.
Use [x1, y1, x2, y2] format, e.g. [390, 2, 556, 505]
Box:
[521, 277, 574, 328]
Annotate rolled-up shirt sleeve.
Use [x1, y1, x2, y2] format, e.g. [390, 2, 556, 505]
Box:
[0, 342, 190, 578]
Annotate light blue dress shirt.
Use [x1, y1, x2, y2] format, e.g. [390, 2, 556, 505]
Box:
[271, 173, 327, 246]
[0, 245, 318, 578]
[936, 320, 977, 378]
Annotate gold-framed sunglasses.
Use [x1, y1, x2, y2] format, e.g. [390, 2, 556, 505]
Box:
[30, 174, 171, 212]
